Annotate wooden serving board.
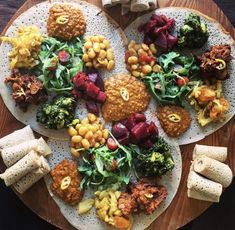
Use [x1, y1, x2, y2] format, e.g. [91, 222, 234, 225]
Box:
[0, 0, 234, 229]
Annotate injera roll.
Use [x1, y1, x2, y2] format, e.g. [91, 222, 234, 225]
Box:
[13, 156, 50, 194]
[193, 144, 227, 162]
[0, 150, 41, 186]
[187, 171, 222, 202]
[1, 137, 51, 167]
[187, 188, 220, 203]
[0, 126, 35, 150]
[193, 155, 233, 188]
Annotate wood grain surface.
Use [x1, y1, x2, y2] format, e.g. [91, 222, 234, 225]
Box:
[0, 0, 234, 230]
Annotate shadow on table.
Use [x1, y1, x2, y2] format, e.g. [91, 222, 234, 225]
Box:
[180, 178, 235, 230]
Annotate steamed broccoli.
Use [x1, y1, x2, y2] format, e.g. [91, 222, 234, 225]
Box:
[36, 96, 75, 129]
[178, 13, 209, 49]
[131, 137, 175, 178]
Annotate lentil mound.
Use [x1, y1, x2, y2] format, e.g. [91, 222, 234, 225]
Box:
[102, 74, 150, 121]
[157, 105, 191, 137]
[47, 4, 86, 41]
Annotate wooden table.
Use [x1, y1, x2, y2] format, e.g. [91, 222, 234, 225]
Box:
[0, 0, 234, 230]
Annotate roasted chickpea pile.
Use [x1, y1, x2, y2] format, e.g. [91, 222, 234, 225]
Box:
[68, 113, 109, 157]
[125, 40, 162, 78]
[95, 190, 131, 229]
[82, 35, 115, 71]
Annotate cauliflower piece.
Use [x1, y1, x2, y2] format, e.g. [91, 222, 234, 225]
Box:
[209, 98, 229, 121]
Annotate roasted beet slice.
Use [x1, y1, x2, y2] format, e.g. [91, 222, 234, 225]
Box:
[134, 113, 146, 122]
[125, 114, 137, 131]
[112, 123, 129, 139]
[118, 133, 129, 145]
[96, 91, 107, 103]
[148, 121, 159, 136]
[86, 101, 99, 115]
[95, 75, 105, 91]
[130, 122, 149, 142]
[86, 83, 100, 99]
[72, 72, 88, 90]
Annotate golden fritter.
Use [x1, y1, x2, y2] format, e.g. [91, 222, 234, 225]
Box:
[157, 105, 191, 137]
[102, 74, 150, 121]
[50, 159, 83, 206]
[47, 4, 86, 41]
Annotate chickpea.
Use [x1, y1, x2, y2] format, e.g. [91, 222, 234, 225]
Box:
[153, 64, 162, 73]
[131, 64, 138, 70]
[96, 130, 103, 141]
[84, 41, 93, 49]
[101, 138, 106, 144]
[70, 148, 80, 158]
[142, 65, 152, 74]
[102, 129, 109, 139]
[141, 43, 149, 51]
[82, 53, 90, 62]
[106, 49, 114, 61]
[75, 123, 82, 131]
[99, 43, 106, 49]
[87, 113, 97, 122]
[79, 126, 88, 136]
[85, 131, 93, 140]
[68, 127, 78, 136]
[92, 124, 99, 132]
[93, 42, 100, 53]
[98, 58, 108, 66]
[103, 39, 110, 48]
[85, 62, 93, 67]
[98, 50, 106, 59]
[81, 139, 90, 149]
[127, 56, 138, 64]
[128, 40, 136, 49]
[81, 117, 89, 125]
[71, 135, 83, 143]
[107, 60, 115, 71]
[138, 49, 147, 56]
[91, 36, 99, 42]
[98, 35, 105, 42]
[134, 44, 141, 50]
[87, 48, 96, 59]
[128, 48, 137, 57]
[132, 70, 140, 77]
[149, 43, 157, 54]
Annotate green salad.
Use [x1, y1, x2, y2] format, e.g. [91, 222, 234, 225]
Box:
[144, 51, 200, 106]
[33, 36, 84, 93]
[78, 144, 132, 190]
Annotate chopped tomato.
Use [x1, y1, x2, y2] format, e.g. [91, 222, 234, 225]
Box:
[139, 55, 155, 63]
[58, 50, 70, 63]
[107, 138, 118, 151]
[177, 77, 189, 87]
[113, 159, 117, 170]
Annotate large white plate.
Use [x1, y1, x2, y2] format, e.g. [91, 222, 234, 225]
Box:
[0, 0, 127, 140]
[44, 137, 182, 230]
[124, 7, 235, 145]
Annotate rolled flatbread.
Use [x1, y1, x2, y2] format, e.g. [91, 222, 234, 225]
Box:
[193, 155, 233, 188]
[187, 171, 222, 202]
[0, 126, 35, 150]
[13, 156, 50, 194]
[193, 144, 227, 162]
[130, 0, 150, 12]
[0, 150, 41, 186]
[102, 0, 114, 8]
[1, 137, 51, 167]
[121, 3, 130, 15]
[187, 188, 219, 203]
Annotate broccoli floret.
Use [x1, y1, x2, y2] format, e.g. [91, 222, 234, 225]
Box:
[178, 13, 209, 49]
[36, 96, 75, 129]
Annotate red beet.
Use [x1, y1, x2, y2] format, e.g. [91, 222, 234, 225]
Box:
[96, 91, 107, 103]
[86, 82, 100, 99]
[72, 72, 88, 90]
[125, 115, 137, 131]
[58, 50, 70, 63]
[95, 75, 105, 91]
[167, 33, 178, 49]
[130, 122, 149, 142]
[148, 121, 159, 136]
[154, 32, 168, 50]
[134, 113, 146, 122]
[71, 89, 84, 100]
[86, 101, 99, 115]
[118, 134, 129, 145]
[112, 123, 129, 139]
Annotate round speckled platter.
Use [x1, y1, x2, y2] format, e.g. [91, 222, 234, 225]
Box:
[44, 136, 182, 230]
[124, 7, 235, 145]
[0, 0, 127, 140]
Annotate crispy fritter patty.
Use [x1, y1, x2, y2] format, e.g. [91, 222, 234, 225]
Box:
[47, 4, 86, 41]
[50, 159, 83, 206]
[157, 105, 192, 137]
[102, 74, 150, 121]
